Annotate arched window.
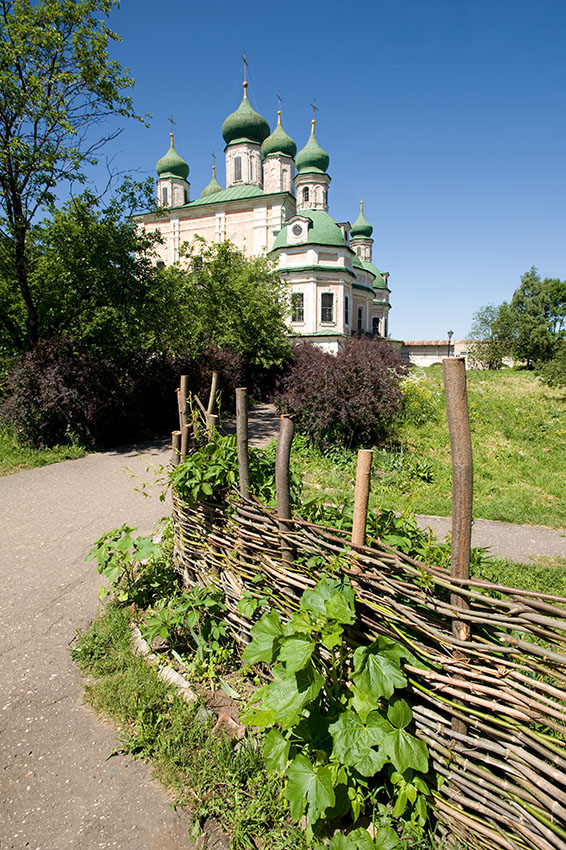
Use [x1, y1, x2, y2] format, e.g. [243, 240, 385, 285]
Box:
[234, 156, 242, 182]
[162, 186, 168, 205]
[357, 306, 364, 332]
[302, 186, 309, 204]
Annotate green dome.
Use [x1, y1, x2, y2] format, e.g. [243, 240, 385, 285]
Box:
[156, 134, 189, 180]
[200, 165, 223, 197]
[222, 83, 270, 145]
[262, 111, 296, 158]
[272, 209, 346, 251]
[350, 202, 373, 238]
[295, 120, 329, 173]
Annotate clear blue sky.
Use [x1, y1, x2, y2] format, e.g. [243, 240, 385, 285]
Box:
[91, 0, 566, 341]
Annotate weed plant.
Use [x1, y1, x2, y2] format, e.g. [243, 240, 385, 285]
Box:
[73, 604, 309, 850]
[0, 422, 86, 475]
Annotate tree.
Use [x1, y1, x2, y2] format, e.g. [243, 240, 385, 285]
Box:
[469, 268, 566, 369]
[509, 268, 565, 367]
[167, 240, 291, 369]
[467, 303, 513, 369]
[0, 0, 144, 349]
[538, 342, 566, 388]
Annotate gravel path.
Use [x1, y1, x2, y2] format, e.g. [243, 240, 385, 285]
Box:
[1, 410, 564, 849]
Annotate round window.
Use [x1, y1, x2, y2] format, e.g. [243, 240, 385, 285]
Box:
[292, 224, 303, 236]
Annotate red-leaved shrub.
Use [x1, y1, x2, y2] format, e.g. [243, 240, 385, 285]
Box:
[274, 338, 406, 448]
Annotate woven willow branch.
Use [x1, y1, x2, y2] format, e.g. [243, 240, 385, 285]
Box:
[171, 490, 566, 850]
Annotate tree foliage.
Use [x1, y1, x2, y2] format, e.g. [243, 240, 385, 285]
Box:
[168, 239, 291, 368]
[0, 0, 144, 348]
[468, 268, 566, 369]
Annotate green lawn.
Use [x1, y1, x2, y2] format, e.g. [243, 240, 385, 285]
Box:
[294, 370, 566, 529]
[0, 424, 86, 475]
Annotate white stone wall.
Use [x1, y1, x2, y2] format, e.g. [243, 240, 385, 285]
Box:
[263, 155, 295, 194]
[225, 142, 263, 188]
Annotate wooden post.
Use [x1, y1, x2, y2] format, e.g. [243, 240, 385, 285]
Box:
[171, 430, 181, 466]
[352, 449, 373, 547]
[180, 422, 191, 461]
[443, 357, 473, 736]
[235, 388, 250, 499]
[206, 413, 219, 435]
[276, 415, 295, 564]
[207, 370, 219, 417]
[179, 374, 189, 430]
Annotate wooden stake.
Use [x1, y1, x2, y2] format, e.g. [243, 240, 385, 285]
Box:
[276, 415, 295, 563]
[235, 388, 250, 499]
[206, 413, 219, 435]
[179, 374, 189, 430]
[180, 422, 191, 461]
[207, 370, 219, 416]
[352, 450, 373, 548]
[171, 430, 181, 466]
[443, 356, 473, 735]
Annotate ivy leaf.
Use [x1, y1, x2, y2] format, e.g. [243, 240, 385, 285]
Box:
[264, 664, 324, 729]
[278, 635, 315, 673]
[382, 728, 429, 774]
[375, 826, 402, 849]
[387, 697, 412, 729]
[284, 754, 335, 825]
[286, 611, 313, 635]
[242, 609, 283, 665]
[240, 685, 277, 728]
[263, 729, 290, 774]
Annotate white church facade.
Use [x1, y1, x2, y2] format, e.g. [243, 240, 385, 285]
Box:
[139, 79, 391, 353]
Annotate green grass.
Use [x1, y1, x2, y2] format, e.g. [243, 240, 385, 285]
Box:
[72, 604, 308, 850]
[475, 556, 566, 597]
[294, 370, 566, 529]
[0, 423, 86, 475]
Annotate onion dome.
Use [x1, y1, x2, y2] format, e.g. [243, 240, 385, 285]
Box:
[350, 201, 373, 239]
[222, 82, 270, 145]
[200, 164, 223, 198]
[156, 133, 189, 180]
[295, 120, 330, 173]
[262, 111, 297, 158]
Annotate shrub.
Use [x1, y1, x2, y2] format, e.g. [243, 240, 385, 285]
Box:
[0, 341, 251, 448]
[274, 339, 406, 448]
[399, 368, 442, 426]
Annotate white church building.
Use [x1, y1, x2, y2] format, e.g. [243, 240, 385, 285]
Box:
[139, 79, 391, 353]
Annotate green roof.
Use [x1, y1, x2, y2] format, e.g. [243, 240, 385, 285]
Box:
[156, 135, 189, 180]
[350, 202, 373, 238]
[296, 120, 329, 174]
[188, 184, 266, 207]
[200, 166, 223, 198]
[353, 282, 377, 293]
[222, 83, 270, 145]
[361, 260, 387, 287]
[271, 209, 347, 250]
[279, 264, 355, 278]
[262, 111, 296, 158]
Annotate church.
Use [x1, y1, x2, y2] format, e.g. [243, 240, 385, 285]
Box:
[139, 78, 391, 353]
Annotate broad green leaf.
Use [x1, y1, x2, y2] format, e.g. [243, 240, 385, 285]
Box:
[329, 835, 356, 850]
[351, 647, 407, 718]
[264, 664, 324, 729]
[387, 697, 412, 729]
[278, 635, 315, 673]
[284, 754, 335, 824]
[242, 609, 283, 665]
[300, 577, 338, 618]
[382, 728, 429, 774]
[286, 611, 313, 635]
[325, 589, 356, 625]
[375, 826, 402, 849]
[321, 624, 344, 651]
[329, 710, 388, 776]
[263, 729, 290, 774]
[347, 828, 377, 849]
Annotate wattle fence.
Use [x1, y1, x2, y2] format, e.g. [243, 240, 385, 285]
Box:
[170, 366, 566, 850]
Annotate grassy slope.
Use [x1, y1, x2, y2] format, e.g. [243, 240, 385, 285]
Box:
[0, 424, 86, 475]
[297, 370, 566, 529]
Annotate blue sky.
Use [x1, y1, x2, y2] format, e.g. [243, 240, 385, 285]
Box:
[91, 0, 565, 341]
